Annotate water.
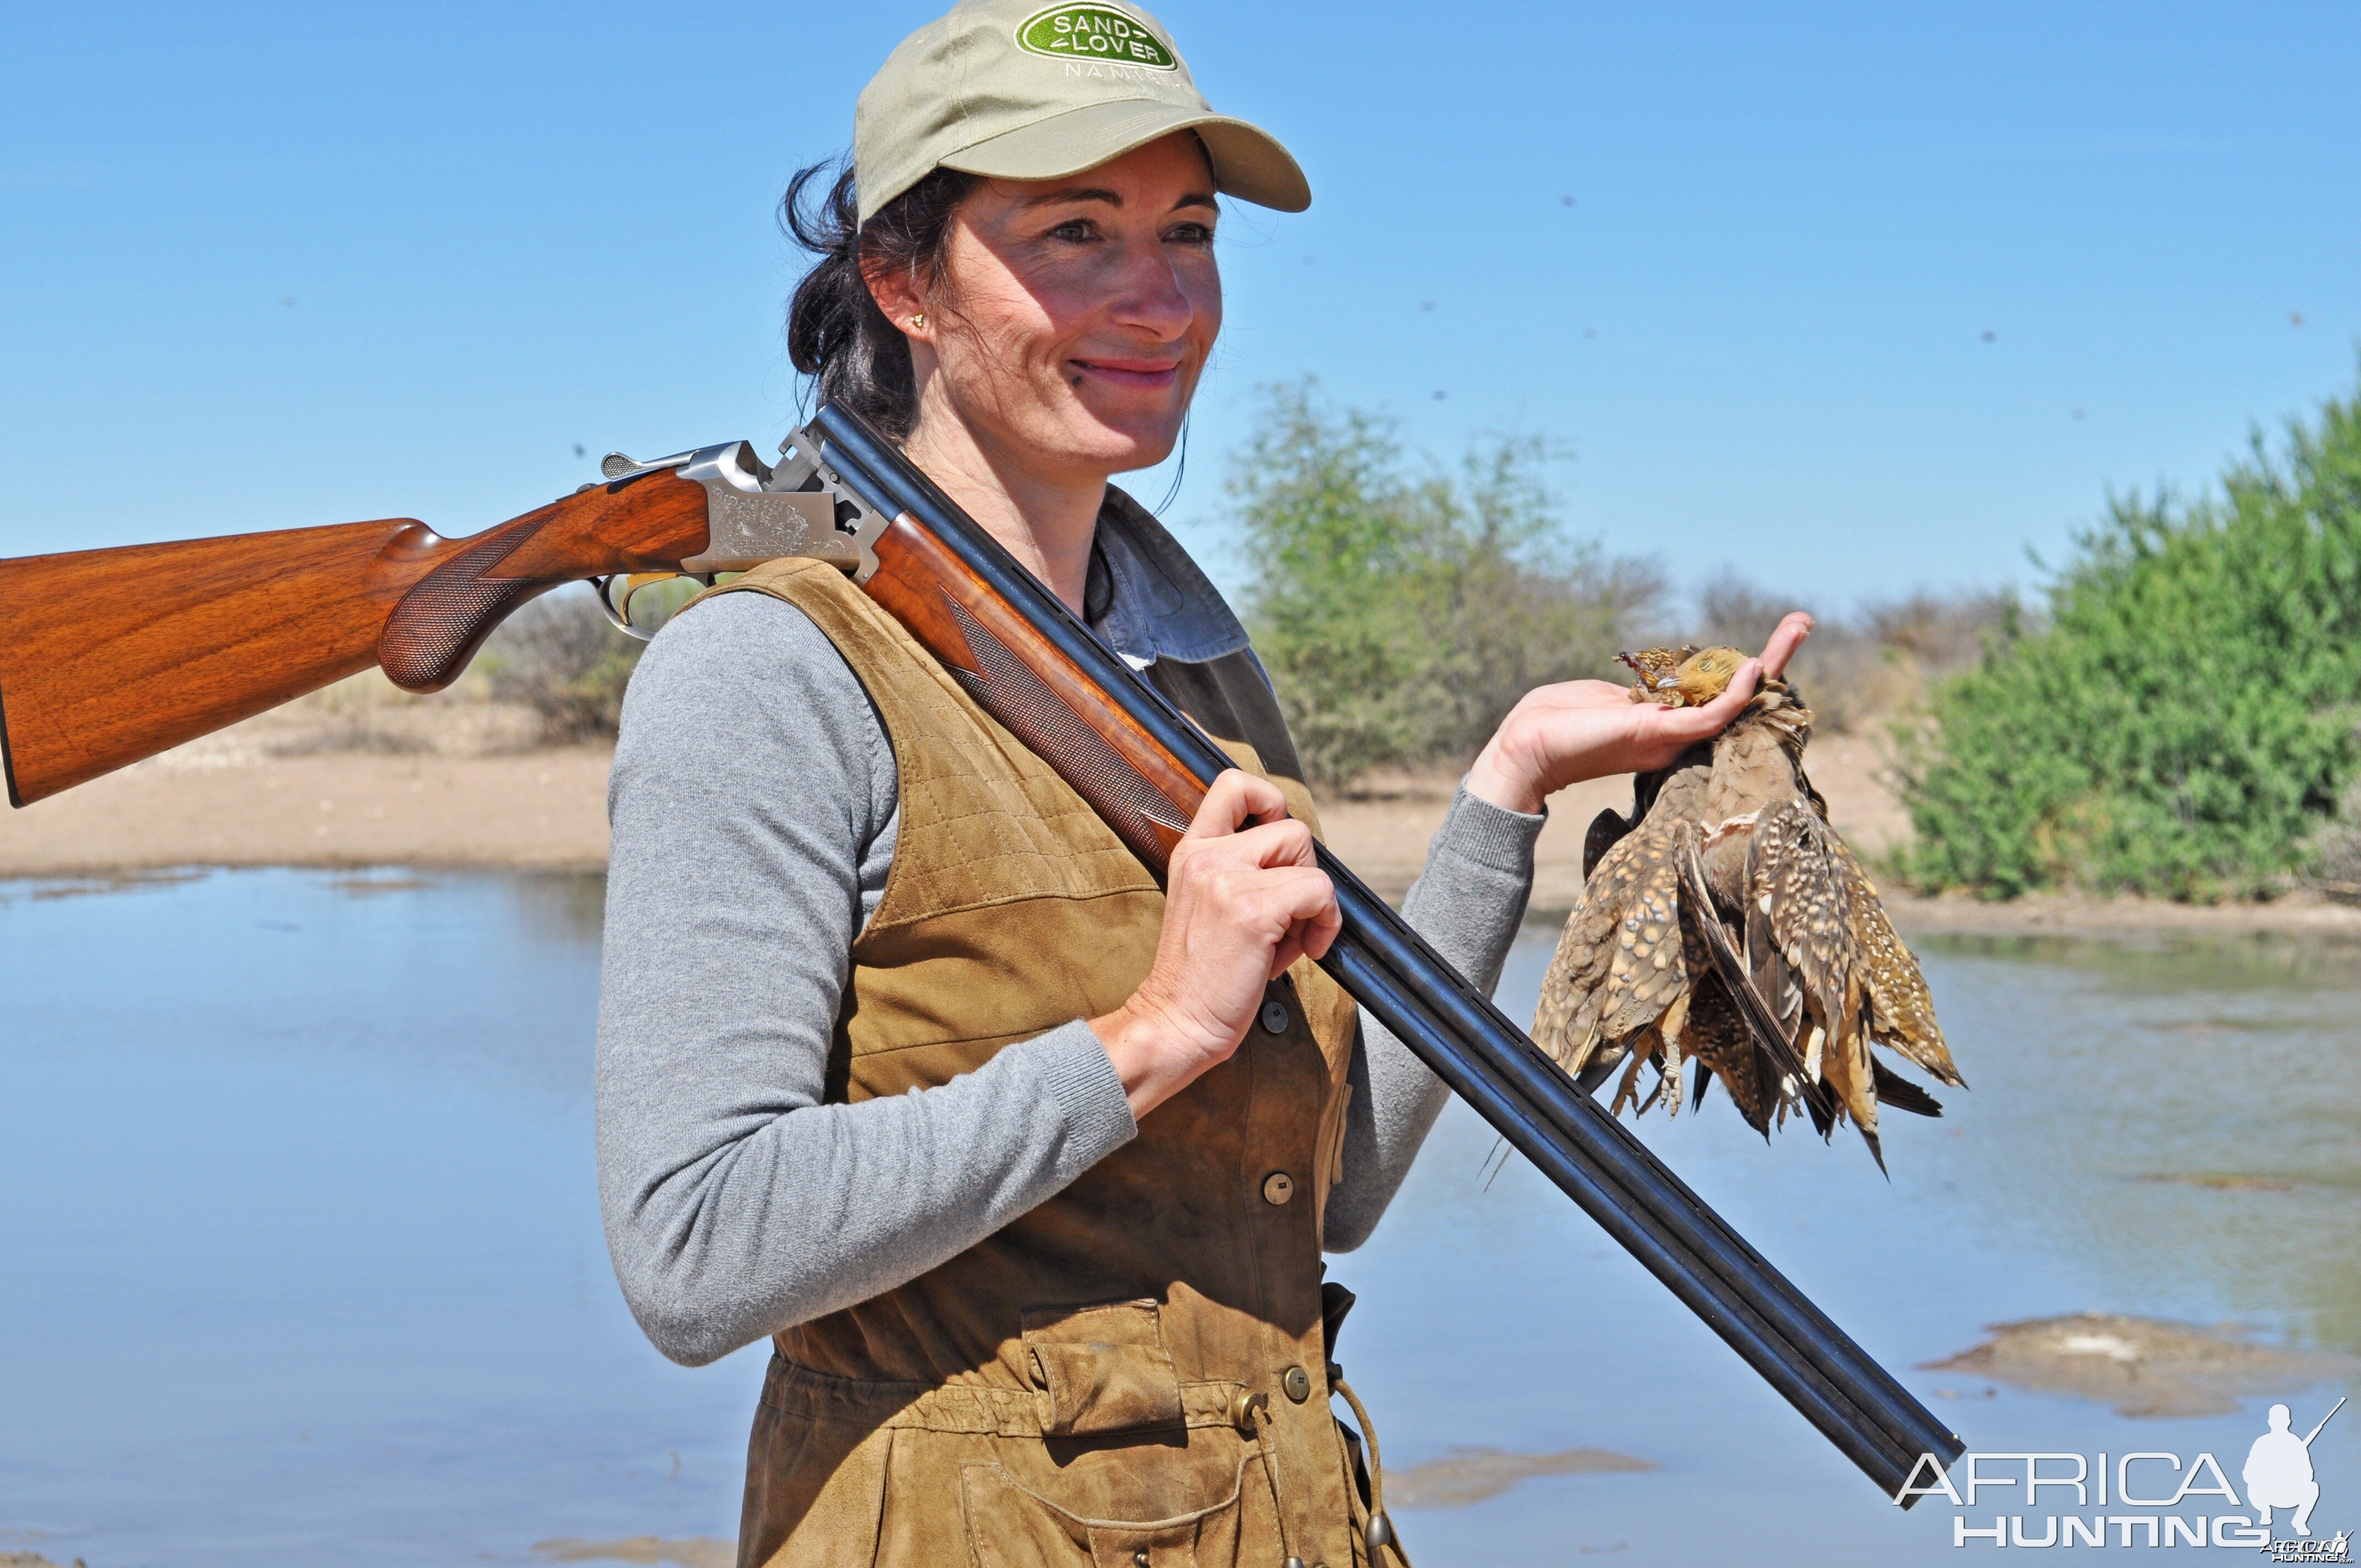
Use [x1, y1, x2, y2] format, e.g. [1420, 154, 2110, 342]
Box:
[2, 871, 2355, 1566]
[1, 870, 758, 1567]
[1350, 930, 2361, 1562]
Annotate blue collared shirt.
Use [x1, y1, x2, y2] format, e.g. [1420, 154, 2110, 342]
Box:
[1084, 487, 1252, 668]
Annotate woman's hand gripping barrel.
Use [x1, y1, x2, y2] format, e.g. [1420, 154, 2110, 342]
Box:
[1090, 770, 1341, 1120]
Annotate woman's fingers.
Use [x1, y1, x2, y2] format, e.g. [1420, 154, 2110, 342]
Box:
[1296, 874, 1343, 962]
[1175, 773, 1313, 875]
[1097, 772, 1339, 1120]
[1760, 611, 1814, 678]
[1251, 863, 1341, 974]
[1201, 857, 1336, 933]
[1172, 770, 1333, 968]
[1192, 815, 1316, 872]
[1184, 769, 1290, 841]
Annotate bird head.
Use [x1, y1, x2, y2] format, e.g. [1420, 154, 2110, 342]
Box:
[1616, 645, 1699, 699]
[1672, 646, 1749, 705]
[1622, 645, 1748, 707]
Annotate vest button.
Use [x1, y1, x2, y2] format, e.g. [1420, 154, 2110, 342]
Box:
[1133, 1553, 1151, 1568]
[1229, 1387, 1269, 1433]
[1282, 1364, 1313, 1402]
[1261, 1170, 1295, 1206]
[1259, 999, 1290, 1035]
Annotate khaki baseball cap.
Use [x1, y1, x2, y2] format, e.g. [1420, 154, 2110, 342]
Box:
[854, 0, 1311, 224]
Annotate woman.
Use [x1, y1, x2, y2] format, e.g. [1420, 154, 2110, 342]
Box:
[595, 3, 1808, 1564]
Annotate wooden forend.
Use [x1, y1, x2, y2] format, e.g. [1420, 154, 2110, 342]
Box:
[859, 511, 1209, 870]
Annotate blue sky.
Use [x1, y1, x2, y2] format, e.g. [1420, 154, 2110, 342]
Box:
[4, 2, 2356, 611]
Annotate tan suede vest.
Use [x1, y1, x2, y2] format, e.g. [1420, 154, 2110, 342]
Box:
[699, 557, 1374, 1568]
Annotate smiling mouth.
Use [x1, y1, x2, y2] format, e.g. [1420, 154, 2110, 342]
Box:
[1069, 358, 1183, 389]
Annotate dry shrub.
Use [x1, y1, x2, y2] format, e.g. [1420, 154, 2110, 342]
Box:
[1687, 571, 2014, 734]
[480, 586, 647, 742]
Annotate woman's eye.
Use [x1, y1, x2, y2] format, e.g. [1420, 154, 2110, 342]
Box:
[1048, 219, 1097, 242]
[1167, 222, 1215, 246]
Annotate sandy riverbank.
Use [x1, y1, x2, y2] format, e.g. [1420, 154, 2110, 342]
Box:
[0, 709, 1905, 894]
[0, 742, 619, 879]
[12, 698, 2361, 941]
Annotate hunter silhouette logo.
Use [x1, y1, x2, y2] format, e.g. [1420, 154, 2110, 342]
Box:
[1017, 4, 1179, 69]
[2250, 1398, 2344, 1558]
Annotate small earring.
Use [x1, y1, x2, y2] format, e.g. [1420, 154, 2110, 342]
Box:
[909, 312, 926, 330]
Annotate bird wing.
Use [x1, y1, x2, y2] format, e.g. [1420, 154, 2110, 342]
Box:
[1870, 1057, 1945, 1117]
[1677, 834, 1837, 1125]
[1532, 816, 1687, 1074]
[1753, 799, 1851, 1042]
[1743, 837, 1805, 1042]
[1829, 836, 1963, 1087]
[1595, 820, 1691, 1043]
[1818, 972, 1883, 1162]
[1751, 795, 1960, 1167]
[1667, 962, 1775, 1134]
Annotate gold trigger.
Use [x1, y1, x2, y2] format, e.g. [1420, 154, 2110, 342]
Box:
[592, 571, 711, 640]
[618, 573, 679, 626]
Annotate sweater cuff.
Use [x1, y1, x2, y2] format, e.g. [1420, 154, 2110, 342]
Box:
[1430, 782, 1547, 878]
[1035, 1019, 1139, 1176]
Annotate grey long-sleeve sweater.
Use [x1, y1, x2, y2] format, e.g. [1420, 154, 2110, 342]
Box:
[595, 589, 1543, 1369]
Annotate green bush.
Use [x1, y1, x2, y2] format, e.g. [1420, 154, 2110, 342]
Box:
[1897, 378, 2361, 899]
[1228, 380, 1662, 788]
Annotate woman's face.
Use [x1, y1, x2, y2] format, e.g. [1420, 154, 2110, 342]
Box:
[879, 133, 1222, 479]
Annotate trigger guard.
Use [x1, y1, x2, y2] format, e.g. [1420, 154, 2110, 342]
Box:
[591, 573, 710, 640]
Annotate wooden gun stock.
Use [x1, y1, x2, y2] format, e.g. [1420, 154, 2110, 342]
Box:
[0, 470, 710, 806]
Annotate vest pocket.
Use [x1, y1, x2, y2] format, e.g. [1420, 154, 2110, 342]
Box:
[958, 1449, 1253, 1568]
[1020, 1300, 1185, 1436]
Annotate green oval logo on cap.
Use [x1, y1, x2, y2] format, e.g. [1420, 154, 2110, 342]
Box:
[1017, 4, 1178, 70]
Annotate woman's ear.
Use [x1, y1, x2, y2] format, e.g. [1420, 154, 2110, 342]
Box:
[863, 259, 930, 344]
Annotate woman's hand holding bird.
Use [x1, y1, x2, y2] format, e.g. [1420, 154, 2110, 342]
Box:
[1464, 612, 1815, 814]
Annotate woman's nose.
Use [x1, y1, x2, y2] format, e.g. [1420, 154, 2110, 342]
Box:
[1104, 245, 1196, 339]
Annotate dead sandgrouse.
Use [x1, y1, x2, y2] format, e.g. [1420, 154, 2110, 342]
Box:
[1531, 646, 1964, 1168]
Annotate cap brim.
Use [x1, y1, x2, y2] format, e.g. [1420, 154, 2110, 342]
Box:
[938, 100, 1310, 213]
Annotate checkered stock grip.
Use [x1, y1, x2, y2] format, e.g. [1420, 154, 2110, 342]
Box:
[377, 522, 555, 692]
[377, 471, 713, 693]
[858, 511, 1207, 871]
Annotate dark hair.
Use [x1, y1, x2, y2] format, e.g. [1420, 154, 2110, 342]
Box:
[782, 159, 976, 442]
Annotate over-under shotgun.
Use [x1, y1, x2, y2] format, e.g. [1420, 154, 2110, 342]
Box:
[0, 405, 1964, 1499]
